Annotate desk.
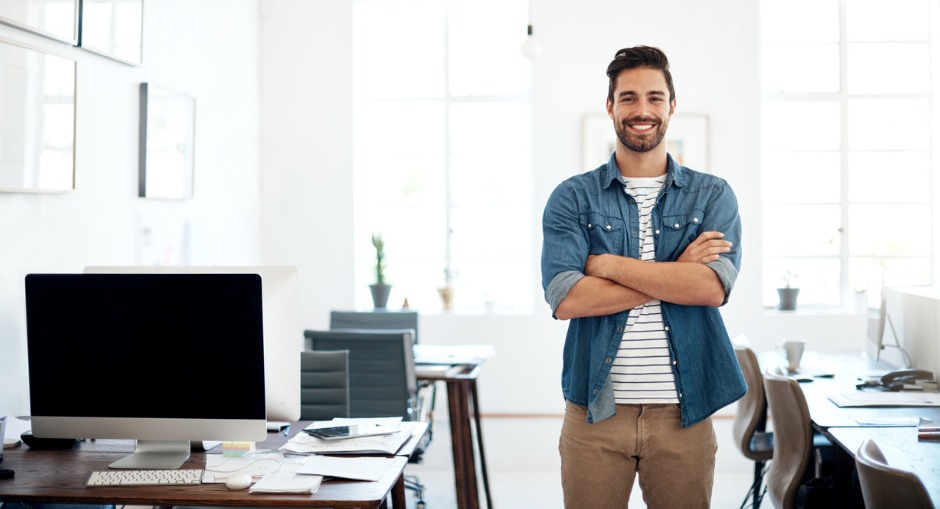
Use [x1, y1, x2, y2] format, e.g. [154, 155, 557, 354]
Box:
[784, 353, 940, 509]
[827, 426, 940, 509]
[0, 422, 414, 509]
[417, 362, 493, 509]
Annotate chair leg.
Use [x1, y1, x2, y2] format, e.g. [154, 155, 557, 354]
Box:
[740, 460, 767, 509]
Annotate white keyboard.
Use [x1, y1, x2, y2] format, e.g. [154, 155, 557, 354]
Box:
[86, 469, 204, 486]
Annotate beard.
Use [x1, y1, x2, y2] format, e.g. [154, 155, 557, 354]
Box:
[614, 115, 669, 153]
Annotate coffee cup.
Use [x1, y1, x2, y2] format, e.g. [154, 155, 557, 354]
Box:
[777, 339, 805, 371]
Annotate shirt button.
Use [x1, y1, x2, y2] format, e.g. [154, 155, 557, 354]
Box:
[617, 326, 623, 332]
[673, 360, 677, 365]
[605, 358, 612, 364]
[655, 230, 660, 235]
[678, 392, 683, 398]
[674, 223, 680, 228]
[588, 223, 592, 229]
[606, 225, 612, 230]
[593, 389, 599, 395]
[693, 217, 699, 223]
[664, 326, 670, 331]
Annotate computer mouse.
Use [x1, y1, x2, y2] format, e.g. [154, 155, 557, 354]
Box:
[225, 474, 252, 490]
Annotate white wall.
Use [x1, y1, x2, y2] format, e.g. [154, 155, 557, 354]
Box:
[0, 0, 262, 416]
[259, 0, 868, 416]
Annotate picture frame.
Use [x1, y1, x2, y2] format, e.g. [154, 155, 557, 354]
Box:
[79, 0, 143, 65]
[139, 83, 195, 200]
[581, 112, 711, 173]
[0, 37, 76, 193]
[0, 0, 79, 45]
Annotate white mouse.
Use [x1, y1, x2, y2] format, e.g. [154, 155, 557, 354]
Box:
[225, 474, 252, 490]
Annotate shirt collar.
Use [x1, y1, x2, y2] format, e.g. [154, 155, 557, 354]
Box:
[602, 152, 687, 190]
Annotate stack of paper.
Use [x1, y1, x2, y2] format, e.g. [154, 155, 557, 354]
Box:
[298, 455, 397, 482]
[250, 471, 322, 494]
[203, 452, 322, 494]
[918, 418, 940, 441]
[280, 418, 410, 456]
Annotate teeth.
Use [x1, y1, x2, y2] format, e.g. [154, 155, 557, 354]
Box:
[631, 124, 654, 131]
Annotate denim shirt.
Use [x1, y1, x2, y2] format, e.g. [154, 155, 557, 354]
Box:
[541, 153, 746, 427]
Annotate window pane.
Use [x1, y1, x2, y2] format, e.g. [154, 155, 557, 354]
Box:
[760, 0, 838, 43]
[848, 204, 932, 256]
[762, 44, 839, 93]
[850, 257, 933, 292]
[353, 0, 445, 99]
[762, 101, 840, 151]
[847, 0, 929, 42]
[763, 257, 841, 307]
[848, 43, 929, 94]
[848, 99, 929, 150]
[762, 151, 840, 203]
[848, 151, 930, 203]
[763, 204, 841, 257]
[449, 0, 528, 96]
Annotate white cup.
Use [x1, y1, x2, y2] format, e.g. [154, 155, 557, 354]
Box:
[778, 339, 805, 371]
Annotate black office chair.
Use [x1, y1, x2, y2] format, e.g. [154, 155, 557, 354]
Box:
[300, 350, 350, 420]
[329, 309, 420, 343]
[304, 329, 429, 506]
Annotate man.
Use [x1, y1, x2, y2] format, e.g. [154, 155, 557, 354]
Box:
[541, 46, 746, 508]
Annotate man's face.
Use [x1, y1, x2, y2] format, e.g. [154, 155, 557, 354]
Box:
[606, 67, 676, 153]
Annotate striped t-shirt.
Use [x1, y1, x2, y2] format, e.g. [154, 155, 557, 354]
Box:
[611, 175, 679, 405]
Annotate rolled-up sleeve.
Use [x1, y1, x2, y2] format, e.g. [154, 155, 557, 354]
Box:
[541, 181, 590, 317]
[702, 179, 742, 305]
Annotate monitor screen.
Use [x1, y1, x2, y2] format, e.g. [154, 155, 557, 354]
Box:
[25, 273, 267, 468]
[85, 266, 302, 422]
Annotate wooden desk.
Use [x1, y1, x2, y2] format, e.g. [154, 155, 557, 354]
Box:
[417, 362, 492, 509]
[0, 424, 411, 509]
[827, 426, 940, 509]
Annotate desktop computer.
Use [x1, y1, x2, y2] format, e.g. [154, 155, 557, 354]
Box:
[871, 285, 940, 377]
[85, 266, 303, 422]
[24, 273, 268, 469]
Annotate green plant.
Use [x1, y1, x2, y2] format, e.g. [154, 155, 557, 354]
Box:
[371, 232, 387, 285]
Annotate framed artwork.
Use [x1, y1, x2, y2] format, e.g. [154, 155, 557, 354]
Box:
[581, 113, 711, 173]
[79, 0, 143, 65]
[0, 37, 76, 193]
[139, 83, 195, 200]
[0, 0, 79, 44]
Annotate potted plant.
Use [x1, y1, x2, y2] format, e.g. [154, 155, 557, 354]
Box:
[777, 270, 799, 311]
[369, 232, 392, 308]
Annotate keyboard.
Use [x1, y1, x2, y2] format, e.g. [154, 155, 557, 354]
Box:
[86, 469, 204, 486]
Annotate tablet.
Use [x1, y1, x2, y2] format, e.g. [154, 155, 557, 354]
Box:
[303, 424, 401, 441]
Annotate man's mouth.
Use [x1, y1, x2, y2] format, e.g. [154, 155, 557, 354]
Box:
[629, 123, 655, 131]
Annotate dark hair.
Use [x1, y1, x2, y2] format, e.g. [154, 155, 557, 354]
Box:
[606, 46, 675, 103]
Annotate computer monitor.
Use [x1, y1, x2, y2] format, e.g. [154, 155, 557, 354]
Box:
[25, 273, 267, 469]
[85, 266, 302, 422]
[876, 286, 940, 375]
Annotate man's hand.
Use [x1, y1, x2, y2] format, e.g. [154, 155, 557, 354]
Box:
[677, 231, 731, 264]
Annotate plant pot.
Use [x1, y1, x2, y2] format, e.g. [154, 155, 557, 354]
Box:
[369, 283, 392, 309]
[777, 287, 799, 311]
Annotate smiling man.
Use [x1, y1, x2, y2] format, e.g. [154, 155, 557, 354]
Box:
[540, 46, 747, 508]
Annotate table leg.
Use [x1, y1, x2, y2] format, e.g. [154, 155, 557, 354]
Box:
[469, 380, 493, 509]
[390, 470, 406, 509]
[447, 379, 480, 509]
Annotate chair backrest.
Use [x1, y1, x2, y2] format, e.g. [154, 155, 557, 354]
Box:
[763, 370, 814, 509]
[733, 345, 773, 460]
[856, 438, 933, 509]
[300, 350, 350, 420]
[304, 329, 417, 419]
[330, 309, 419, 344]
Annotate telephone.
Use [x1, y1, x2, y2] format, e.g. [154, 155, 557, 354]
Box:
[879, 369, 935, 392]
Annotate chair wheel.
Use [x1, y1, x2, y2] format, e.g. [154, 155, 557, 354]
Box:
[416, 500, 426, 509]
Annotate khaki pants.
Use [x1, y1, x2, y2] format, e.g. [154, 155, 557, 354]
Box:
[559, 401, 717, 509]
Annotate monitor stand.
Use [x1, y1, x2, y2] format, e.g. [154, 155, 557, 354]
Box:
[109, 440, 191, 469]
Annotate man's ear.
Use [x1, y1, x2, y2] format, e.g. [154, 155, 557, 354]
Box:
[606, 97, 614, 118]
[669, 99, 677, 116]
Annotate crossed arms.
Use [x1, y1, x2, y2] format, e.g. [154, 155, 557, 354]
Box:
[554, 231, 731, 320]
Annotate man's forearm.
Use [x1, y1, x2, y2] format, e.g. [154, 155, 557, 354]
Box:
[555, 276, 651, 320]
[586, 254, 725, 307]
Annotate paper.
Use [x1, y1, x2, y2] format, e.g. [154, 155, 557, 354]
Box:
[250, 470, 322, 494]
[203, 453, 303, 483]
[829, 392, 940, 407]
[298, 455, 396, 482]
[854, 417, 920, 426]
[280, 418, 410, 456]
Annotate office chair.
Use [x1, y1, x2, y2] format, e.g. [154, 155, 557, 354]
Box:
[733, 345, 774, 508]
[300, 350, 350, 420]
[330, 309, 420, 343]
[855, 439, 933, 509]
[304, 329, 429, 505]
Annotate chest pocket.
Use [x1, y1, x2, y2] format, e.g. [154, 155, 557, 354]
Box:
[661, 208, 705, 250]
[580, 213, 625, 255]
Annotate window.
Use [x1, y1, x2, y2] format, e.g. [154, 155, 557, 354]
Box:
[760, 0, 936, 307]
[352, 0, 532, 313]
